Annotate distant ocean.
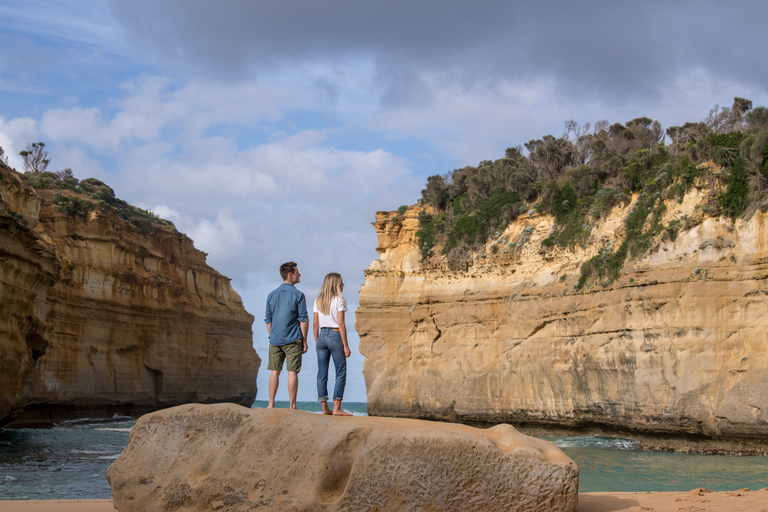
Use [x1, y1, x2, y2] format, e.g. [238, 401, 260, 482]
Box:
[1, 401, 767, 500]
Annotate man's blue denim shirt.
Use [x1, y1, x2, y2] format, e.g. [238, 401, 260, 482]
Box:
[264, 283, 309, 346]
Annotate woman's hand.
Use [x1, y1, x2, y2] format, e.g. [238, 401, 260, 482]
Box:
[338, 310, 351, 357]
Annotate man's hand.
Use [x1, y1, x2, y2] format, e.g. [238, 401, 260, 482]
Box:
[302, 342, 308, 354]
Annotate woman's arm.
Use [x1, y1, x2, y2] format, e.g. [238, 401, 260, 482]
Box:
[338, 310, 351, 357]
[313, 312, 319, 343]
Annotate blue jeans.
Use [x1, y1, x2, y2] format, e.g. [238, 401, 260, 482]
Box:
[316, 329, 347, 402]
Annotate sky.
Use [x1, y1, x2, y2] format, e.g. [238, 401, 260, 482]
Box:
[1, 1, 767, 403]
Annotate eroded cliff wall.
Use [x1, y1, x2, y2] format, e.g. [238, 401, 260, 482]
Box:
[357, 177, 768, 451]
[0, 164, 260, 425]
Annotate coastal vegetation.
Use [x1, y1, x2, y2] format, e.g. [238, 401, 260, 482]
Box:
[1, 144, 180, 236]
[416, 98, 768, 285]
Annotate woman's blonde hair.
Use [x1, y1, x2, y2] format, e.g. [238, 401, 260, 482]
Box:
[316, 273, 344, 315]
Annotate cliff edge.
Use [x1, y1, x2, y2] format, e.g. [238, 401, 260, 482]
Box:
[357, 172, 768, 453]
[0, 163, 260, 425]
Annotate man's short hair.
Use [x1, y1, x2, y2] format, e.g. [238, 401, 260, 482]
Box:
[279, 261, 298, 281]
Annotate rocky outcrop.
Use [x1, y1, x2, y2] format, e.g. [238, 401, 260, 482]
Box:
[0, 163, 260, 425]
[107, 404, 579, 512]
[356, 180, 768, 452]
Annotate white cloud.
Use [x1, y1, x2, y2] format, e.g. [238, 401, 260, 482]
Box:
[0, 116, 41, 170]
[148, 205, 180, 221]
[185, 210, 246, 262]
[1, 0, 127, 54]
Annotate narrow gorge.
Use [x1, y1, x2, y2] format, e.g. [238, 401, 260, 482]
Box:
[0, 162, 260, 426]
[356, 166, 768, 453]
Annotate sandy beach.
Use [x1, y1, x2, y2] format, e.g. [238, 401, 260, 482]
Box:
[1, 489, 767, 512]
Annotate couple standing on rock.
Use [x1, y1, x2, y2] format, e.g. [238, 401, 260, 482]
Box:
[264, 261, 353, 415]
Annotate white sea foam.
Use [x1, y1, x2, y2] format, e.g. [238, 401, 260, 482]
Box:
[546, 435, 639, 450]
[55, 417, 104, 426]
[4, 475, 18, 481]
[98, 454, 120, 460]
[55, 415, 134, 427]
[95, 427, 132, 432]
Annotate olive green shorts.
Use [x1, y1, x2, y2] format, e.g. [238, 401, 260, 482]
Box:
[267, 339, 304, 373]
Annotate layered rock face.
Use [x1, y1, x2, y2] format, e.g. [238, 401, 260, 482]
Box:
[108, 404, 578, 512]
[357, 183, 768, 450]
[0, 164, 259, 425]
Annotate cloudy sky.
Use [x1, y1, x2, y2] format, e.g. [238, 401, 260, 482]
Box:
[2, 0, 767, 403]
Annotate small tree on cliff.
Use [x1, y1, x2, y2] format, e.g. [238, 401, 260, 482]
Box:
[0, 145, 8, 165]
[19, 142, 51, 175]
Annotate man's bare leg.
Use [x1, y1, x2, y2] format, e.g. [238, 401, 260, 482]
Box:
[287, 371, 299, 409]
[332, 399, 352, 416]
[267, 370, 280, 408]
[320, 401, 332, 415]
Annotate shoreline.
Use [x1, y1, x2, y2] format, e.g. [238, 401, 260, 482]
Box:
[5, 401, 763, 456]
[1, 489, 767, 512]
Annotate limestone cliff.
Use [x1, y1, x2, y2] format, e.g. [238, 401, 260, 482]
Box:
[357, 169, 768, 452]
[0, 163, 260, 425]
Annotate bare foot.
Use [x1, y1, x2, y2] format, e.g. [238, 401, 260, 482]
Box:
[333, 410, 353, 416]
[322, 410, 333, 415]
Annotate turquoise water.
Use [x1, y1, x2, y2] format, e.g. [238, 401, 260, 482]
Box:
[544, 436, 768, 492]
[1, 402, 767, 499]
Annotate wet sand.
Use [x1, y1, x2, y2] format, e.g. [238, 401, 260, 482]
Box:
[576, 488, 768, 512]
[1, 489, 767, 512]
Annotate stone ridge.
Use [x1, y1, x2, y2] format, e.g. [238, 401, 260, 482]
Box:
[0, 163, 260, 425]
[356, 174, 768, 452]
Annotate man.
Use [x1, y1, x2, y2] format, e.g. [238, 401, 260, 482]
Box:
[264, 261, 309, 409]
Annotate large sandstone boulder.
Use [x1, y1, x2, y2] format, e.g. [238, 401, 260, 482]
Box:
[107, 403, 579, 512]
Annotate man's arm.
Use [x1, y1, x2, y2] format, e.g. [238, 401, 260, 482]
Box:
[264, 294, 273, 337]
[300, 321, 309, 353]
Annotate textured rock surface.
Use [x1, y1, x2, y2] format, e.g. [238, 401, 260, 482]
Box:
[0, 163, 260, 425]
[107, 403, 579, 512]
[356, 182, 768, 450]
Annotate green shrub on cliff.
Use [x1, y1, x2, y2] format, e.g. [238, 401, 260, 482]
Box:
[51, 193, 93, 218]
[441, 188, 522, 255]
[719, 159, 750, 220]
[79, 178, 116, 204]
[13, 143, 180, 236]
[415, 97, 768, 286]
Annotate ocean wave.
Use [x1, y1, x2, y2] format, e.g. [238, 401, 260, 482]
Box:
[98, 454, 121, 460]
[544, 435, 639, 450]
[95, 427, 132, 432]
[4, 475, 18, 481]
[55, 417, 128, 427]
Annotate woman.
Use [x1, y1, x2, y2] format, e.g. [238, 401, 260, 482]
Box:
[313, 272, 352, 415]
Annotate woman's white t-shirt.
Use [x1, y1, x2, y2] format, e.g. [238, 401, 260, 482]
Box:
[313, 296, 347, 328]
